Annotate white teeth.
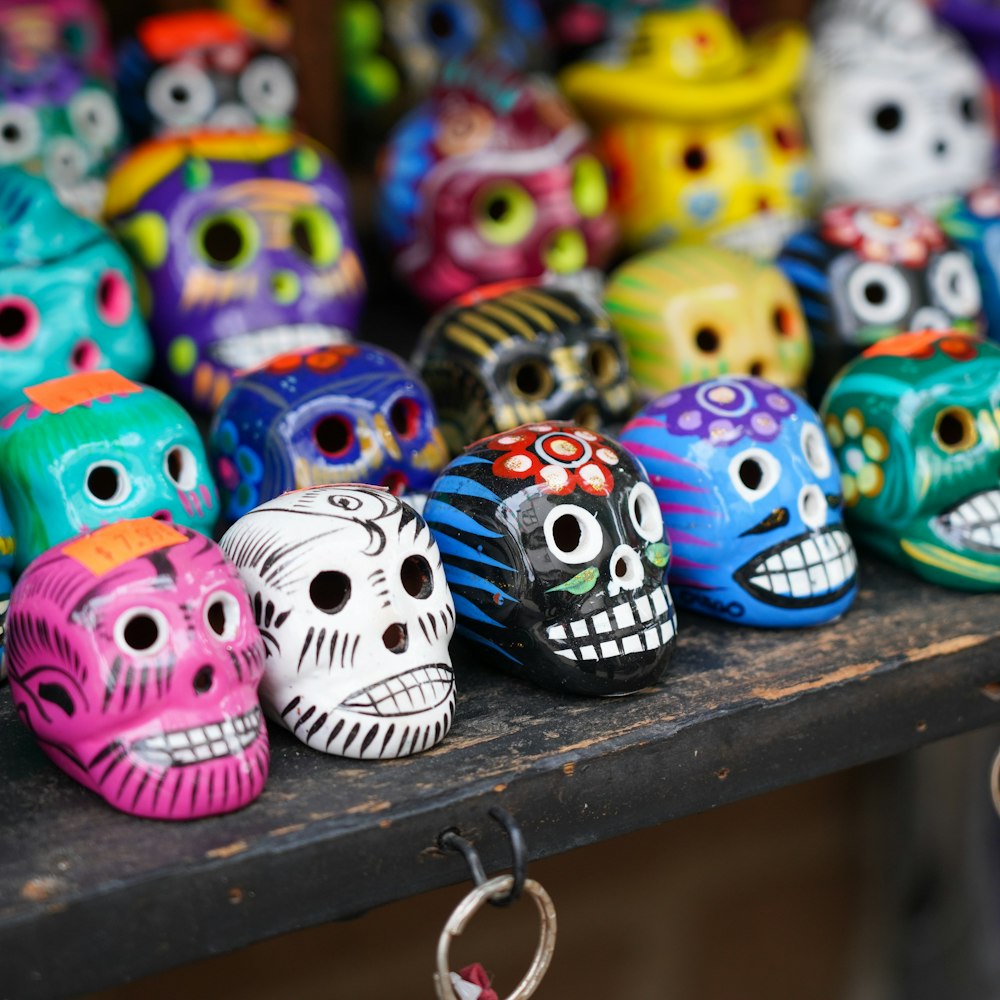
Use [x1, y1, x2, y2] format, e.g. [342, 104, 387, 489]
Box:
[545, 584, 677, 663]
[339, 665, 455, 717]
[938, 490, 1000, 551]
[766, 555, 784, 571]
[801, 539, 820, 565]
[209, 323, 351, 370]
[747, 529, 857, 602]
[132, 706, 262, 766]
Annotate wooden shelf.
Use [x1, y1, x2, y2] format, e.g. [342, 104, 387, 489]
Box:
[2, 555, 1000, 996]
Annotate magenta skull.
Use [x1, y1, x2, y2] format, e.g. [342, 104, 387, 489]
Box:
[5, 517, 269, 819]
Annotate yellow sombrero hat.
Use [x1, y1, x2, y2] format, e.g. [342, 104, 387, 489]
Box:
[560, 8, 808, 123]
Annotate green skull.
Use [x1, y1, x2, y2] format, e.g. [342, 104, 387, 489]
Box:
[820, 331, 1000, 590]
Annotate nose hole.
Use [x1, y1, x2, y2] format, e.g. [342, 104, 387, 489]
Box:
[614, 556, 628, 578]
[382, 623, 408, 654]
[757, 195, 770, 212]
[749, 360, 765, 377]
[800, 486, 825, 527]
[71, 340, 99, 370]
[934, 139, 948, 156]
[380, 472, 407, 494]
[151, 509, 172, 521]
[193, 665, 214, 695]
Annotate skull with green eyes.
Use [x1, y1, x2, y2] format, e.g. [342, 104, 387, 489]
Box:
[821, 330, 1000, 589]
[106, 131, 365, 413]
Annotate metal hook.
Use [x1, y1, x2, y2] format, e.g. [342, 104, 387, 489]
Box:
[438, 806, 527, 907]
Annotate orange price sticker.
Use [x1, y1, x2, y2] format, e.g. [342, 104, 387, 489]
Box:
[24, 371, 142, 415]
[64, 518, 187, 576]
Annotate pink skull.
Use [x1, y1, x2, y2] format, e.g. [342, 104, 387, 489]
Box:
[5, 517, 268, 819]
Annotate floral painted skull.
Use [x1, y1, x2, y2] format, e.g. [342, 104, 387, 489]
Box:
[620, 377, 859, 627]
[425, 422, 676, 695]
[821, 330, 1000, 590]
[0, 370, 218, 573]
[0, 494, 14, 676]
[605, 243, 812, 399]
[778, 204, 982, 402]
[5, 517, 268, 819]
[0, 54, 122, 217]
[377, 57, 617, 308]
[210, 345, 448, 524]
[803, 0, 993, 209]
[221, 485, 456, 759]
[106, 131, 364, 413]
[414, 280, 636, 454]
[0, 0, 113, 79]
[116, 10, 297, 143]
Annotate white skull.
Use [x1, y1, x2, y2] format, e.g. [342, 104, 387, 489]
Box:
[804, 0, 994, 208]
[220, 484, 456, 759]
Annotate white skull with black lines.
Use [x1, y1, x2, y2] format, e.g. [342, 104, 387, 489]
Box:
[220, 484, 456, 759]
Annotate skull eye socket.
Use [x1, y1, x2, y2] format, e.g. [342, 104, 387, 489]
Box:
[474, 181, 536, 246]
[930, 252, 981, 319]
[146, 63, 216, 127]
[772, 304, 795, 337]
[238, 55, 297, 119]
[873, 102, 903, 133]
[934, 406, 978, 452]
[68, 88, 120, 149]
[960, 94, 981, 124]
[571, 155, 609, 218]
[85, 460, 130, 505]
[313, 414, 355, 458]
[846, 262, 910, 327]
[114, 607, 169, 657]
[629, 482, 663, 543]
[508, 357, 554, 401]
[0, 104, 41, 163]
[204, 591, 241, 642]
[96, 270, 133, 326]
[0, 295, 39, 349]
[801, 423, 832, 478]
[401, 554, 434, 598]
[729, 448, 781, 503]
[290, 207, 342, 268]
[164, 444, 198, 491]
[543, 504, 604, 565]
[390, 397, 422, 440]
[694, 326, 720, 353]
[310, 570, 351, 613]
[194, 211, 259, 270]
[587, 341, 621, 387]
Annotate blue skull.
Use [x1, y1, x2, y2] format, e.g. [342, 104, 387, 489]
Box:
[619, 376, 859, 627]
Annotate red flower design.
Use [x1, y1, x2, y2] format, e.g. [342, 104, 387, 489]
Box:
[485, 423, 621, 496]
[261, 345, 359, 375]
[820, 204, 946, 267]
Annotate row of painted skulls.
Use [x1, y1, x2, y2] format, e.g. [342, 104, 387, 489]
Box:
[2, 330, 999, 820]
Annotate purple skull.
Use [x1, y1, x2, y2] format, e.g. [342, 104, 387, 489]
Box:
[105, 130, 366, 412]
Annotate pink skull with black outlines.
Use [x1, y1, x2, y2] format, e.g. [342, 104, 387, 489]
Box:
[5, 518, 268, 819]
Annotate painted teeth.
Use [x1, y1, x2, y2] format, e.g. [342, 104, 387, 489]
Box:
[209, 323, 352, 370]
[938, 489, 1000, 550]
[748, 529, 857, 598]
[340, 664, 455, 717]
[546, 584, 677, 662]
[132, 706, 262, 766]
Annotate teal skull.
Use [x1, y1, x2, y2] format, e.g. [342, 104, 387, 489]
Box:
[821, 331, 1000, 589]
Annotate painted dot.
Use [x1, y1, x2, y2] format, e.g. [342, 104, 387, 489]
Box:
[528, 424, 553, 432]
[664, 392, 681, 406]
[845, 447, 865, 473]
[766, 393, 791, 411]
[707, 386, 736, 405]
[751, 413, 777, 435]
[506, 455, 532, 472]
[577, 430, 598, 441]
[580, 463, 607, 489]
[825, 416, 844, 448]
[843, 408, 864, 438]
[678, 410, 702, 431]
[841, 474, 859, 507]
[857, 463, 884, 497]
[709, 418, 737, 441]
[168, 336, 198, 375]
[596, 447, 618, 465]
[862, 429, 889, 462]
[540, 465, 569, 485]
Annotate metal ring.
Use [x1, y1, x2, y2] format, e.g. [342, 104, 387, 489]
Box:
[990, 745, 1000, 819]
[434, 875, 557, 1000]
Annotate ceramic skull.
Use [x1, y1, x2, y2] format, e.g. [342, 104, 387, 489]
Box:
[0, 370, 218, 573]
[803, 0, 993, 208]
[5, 518, 268, 819]
[221, 485, 456, 758]
[210, 345, 448, 524]
[620, 377, 858, 627]
[605, 243, 812, 399]
[778, 203, 982, 402]
[821, 330, 1000, 590]
[414, 280, 636, 454]
[425, 422, 676, 695]
[106, 131, 364, 413]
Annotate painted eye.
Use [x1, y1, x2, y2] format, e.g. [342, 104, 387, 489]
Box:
[421, 0, 478, 47]
[193, 211, 259, 270]
[629, 482, 663, 543]
[571, 155, 608, 218]
[238, 55, 297, 119]
[729, 448, 781, 503]
[309, 570, 351, 613]
[0, 295, 39, 349]
[930, 251, 981, 318]
[0, 104, 41, 163]
[872, 102, 903, 132]
[68, 88, 120, 148]
[85, 460, 130, 505]
[681, 144, 708, 172]
[846, 262, 911, 326]
[96, 270, 133, 326]
[959, 94, 982, 124]
[204, 591, 241, 642]
[389, 397, 422, 440]
[114, 607, 169, 657]
[44, 137, 88, 185]
[801, 423, 832, 478]
[694, 325, 721, 353]
[146, 63, 216, 127]
[543, 504, 604, 565]
[164, 444, 198, 491]
[474, 182, 536, 246]
[934, 406, 978, 452]
[313, 414, 355, 458]
[290, 207, 342, 267]
[508, 356, 554, 401]
[401, 554, 434, 598]
[587, 341, 621, 387]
